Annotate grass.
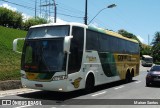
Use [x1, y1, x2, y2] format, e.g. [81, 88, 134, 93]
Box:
[0, 26, 27, 81]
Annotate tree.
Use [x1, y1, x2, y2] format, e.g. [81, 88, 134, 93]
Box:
[23, 17, 47, 30]
[141, 45, 151, 56]
[0, 7, 10, 26]
[151, 32, 160, 62]
[0, 7, 22, 29]
[11, 11, 23, 29]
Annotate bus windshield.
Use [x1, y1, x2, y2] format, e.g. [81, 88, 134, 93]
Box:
[144, 58, 153, 62]
[21, 38, 66, 73]
[26, 25, 70, 39]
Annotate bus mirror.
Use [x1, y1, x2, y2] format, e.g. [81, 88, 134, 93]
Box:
[63, 36, 73, 53]
[13, 38, 25, 54]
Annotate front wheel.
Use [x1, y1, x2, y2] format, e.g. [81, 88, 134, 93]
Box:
[85, 75, 95, 93]
[146, 82, 151, 87]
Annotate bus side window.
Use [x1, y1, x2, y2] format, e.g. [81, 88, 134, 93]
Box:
[68, 26, 84, 74]
[86, 30, 99, 51]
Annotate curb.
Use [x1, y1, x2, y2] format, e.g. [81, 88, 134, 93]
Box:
[0, 80, 22, 91]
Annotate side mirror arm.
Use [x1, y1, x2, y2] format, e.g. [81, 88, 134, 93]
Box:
[13, 38, 25, 54]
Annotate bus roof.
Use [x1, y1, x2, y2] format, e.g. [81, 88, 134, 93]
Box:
[30, 22, 88, 28]
[30, 22, 138, 43]
[142, 55, 153, 58]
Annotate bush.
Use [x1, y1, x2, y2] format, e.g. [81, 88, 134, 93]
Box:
[0, 7, 22, 29]
[154, 62, 160, 65]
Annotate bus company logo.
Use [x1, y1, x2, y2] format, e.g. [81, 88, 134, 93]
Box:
[86, 56, 97, 62]
[118, 55, 131, 61]
[2, 100, 11, 105]
[71, 77, 82, 88]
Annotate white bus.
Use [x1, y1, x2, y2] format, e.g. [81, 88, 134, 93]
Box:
[141, 55, 153, 67]
[13, 22, 140, 92]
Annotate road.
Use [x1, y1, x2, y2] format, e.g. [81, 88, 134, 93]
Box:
[1, 65, 160, 108]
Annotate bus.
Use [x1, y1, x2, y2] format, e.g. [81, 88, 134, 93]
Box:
[13, 22, 140, 92]
[141, 55, 153, 67]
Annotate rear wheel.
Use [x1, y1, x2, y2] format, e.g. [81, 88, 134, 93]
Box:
[125, 72, 132, 83]
[85, 74, 95, 93]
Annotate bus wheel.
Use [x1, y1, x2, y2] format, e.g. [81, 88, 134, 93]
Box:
[85, 74, 95, 93]
[125, 72, 132, 83]
[146, 82, 151, 87]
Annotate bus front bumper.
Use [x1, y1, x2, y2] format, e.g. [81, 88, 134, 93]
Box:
[21, 78, 68, 92]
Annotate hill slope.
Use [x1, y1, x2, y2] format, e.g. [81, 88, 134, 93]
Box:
[0, 26, 27, 80]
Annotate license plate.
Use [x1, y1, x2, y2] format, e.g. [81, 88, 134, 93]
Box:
[35, 84, 43, 87]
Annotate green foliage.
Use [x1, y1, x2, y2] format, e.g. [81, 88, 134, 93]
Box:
[0, 26, 27, 81]
[152, 32, 160, 45]
[22, 17, 47, 30]
[0, 7, 47, 31]
[0, 7, 22, 29]
[154, 62, 160, 65]
[140, 46, 151, 56]
[151, 32, 160, 62]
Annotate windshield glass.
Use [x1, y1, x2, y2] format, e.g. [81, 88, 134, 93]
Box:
[144, 58, 153, 62]
[27, 25, 69, 39]
[150, 66, 160, 71]
[21, 38, 66, 72]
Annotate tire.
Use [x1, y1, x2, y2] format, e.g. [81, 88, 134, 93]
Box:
[85, 74, 94, 93]
[125, 72, 132, 83]
[130, 75, 133, 82]
[146, 82, 151, 87]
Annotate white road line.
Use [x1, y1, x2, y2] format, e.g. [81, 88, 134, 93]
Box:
[0, 89, 40, 97]
[13, 105, 33, 108]
[114, 86, 124, 90]
[92, 91, 107, 97]
[135, 81, 141, 84]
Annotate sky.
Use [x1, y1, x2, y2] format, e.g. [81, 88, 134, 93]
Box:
[0, 0, 160, 44]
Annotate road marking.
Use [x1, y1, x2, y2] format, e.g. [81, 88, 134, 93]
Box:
[135, 81, 141, 84]
[13, 105, 33, 108]
[0, 89, 40, 97]
[6, 92, 17, 96]
[114, 86, 124, 90]
[92, 91, 107, 97]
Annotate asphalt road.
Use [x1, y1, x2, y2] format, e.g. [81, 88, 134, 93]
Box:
[1, 65, 160, 108]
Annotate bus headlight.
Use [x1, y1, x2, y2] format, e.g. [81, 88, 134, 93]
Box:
[52, 75, 67, 81]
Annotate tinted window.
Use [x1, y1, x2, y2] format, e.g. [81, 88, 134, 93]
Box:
[86, 30, 99, 51]
[109, 36, 118, 53]
[21, 39, 66, 72]
[150, 66, 160, 71]
[68, 27, 84, 74]
[86, 29, 139, 54]
[99, 34, 109, 52]
[27, 26, 70, 39]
